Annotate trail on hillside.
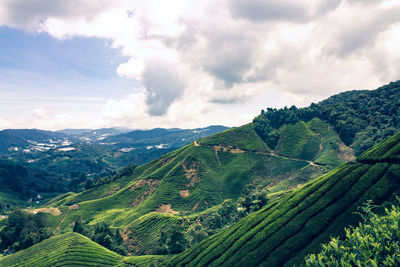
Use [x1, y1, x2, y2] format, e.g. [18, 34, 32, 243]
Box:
[55, 209, 69, 233]
[54, 205, 79, 233]
[213, 146, 224, 201]
[195, 141, 328, 167]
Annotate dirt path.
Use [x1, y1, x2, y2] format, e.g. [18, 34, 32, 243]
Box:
[214, 146, 222, 167]
[55, 209, 69, 233]
[195, 141, 327, 167]
[54, 204, 79, 233]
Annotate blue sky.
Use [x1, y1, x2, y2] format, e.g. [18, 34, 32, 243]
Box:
[0, 26, 134, 101]
[0, 0, 399, 130]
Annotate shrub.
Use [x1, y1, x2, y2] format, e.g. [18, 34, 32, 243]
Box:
[305, 201, 400, 266]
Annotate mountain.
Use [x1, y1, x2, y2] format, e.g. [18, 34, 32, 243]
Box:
[58, 127, 132, 142]
[0, 129, 71, 154]
[169, 131, 400, 266]
[104, 126, 229, 143]
[2, 129, 400, 266]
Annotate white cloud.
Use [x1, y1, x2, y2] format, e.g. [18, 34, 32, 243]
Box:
[1, 0, 400, 130]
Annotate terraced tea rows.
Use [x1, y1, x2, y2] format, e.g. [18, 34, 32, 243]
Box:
[169, 132, 400, 266]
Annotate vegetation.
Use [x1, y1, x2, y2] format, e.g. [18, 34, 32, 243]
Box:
[0, 159, 67, 209]
[0, 210, 51, 252]
[306, 201, 400, 266]
[73, 220, 127, 255]
[254, 80, 400, 155]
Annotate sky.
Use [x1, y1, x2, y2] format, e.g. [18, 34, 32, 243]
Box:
[0, 0, 399, 130]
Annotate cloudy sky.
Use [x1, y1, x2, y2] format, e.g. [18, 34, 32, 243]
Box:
[0, 0, 399, 130]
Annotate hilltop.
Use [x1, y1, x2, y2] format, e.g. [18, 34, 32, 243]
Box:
[0, 232, 169, 267]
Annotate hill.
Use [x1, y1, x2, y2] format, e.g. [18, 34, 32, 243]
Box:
[0, 232, 169, 266]
[0, 159, 67, 212]
[169, 131, 400, 266]
[42, 120, 350, 254]
[254, 80, 400, 156]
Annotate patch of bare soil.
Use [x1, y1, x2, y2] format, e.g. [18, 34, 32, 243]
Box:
[160, 156, 175, 166]
[338, 142, 356, 161]
[106, 185, 120, 196]
[28, 207, 61, 216]
[180, 190, 190, 198]
[68, 204, 79, 210]
[155, 204, 179, 215]
[130, 179, 160, 206]
[192, 202, 199, 211]
[214, 145, 244, 154]
[182, 160, 201, 187]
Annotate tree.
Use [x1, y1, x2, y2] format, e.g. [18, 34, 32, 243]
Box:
[91, 222, 127, 255]
[73, 220, 87, 236]
[0, 210, 51, 251]
[186, 223, 208, 246]
[305, 201, 400, 266]
[155, 225, 188, 254]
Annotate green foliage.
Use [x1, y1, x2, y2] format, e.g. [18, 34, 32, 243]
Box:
[0, 159, 67, 207]
[186, 223, 209, 247]
[237, 191, 268, 214]
[0, 210, 51, 251]
[155, 225, 189, 254]
[254, 80, 400, 156]
[305, 201, 400, 266]
[72, 220, 127, 255]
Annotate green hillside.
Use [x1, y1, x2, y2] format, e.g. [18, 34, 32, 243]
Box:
[45, 122, 347, 232]
[0, 232, 169, 266]
[169, 131, 400, 266]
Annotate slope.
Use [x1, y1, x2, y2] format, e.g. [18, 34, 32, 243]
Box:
[0, 232, 169, 266]
[169, 131, 400, 266]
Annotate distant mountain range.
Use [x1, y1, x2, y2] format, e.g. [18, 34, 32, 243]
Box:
[0, 125, 229, 208]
